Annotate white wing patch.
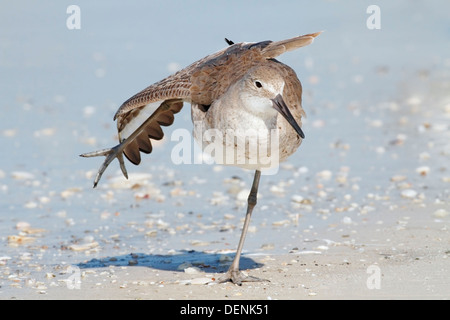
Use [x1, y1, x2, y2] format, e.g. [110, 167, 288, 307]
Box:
[118, 100, 163, 142]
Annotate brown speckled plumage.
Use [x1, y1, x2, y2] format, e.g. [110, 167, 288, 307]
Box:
[81, 32, 320, 186]
[111, 32, 320, 165]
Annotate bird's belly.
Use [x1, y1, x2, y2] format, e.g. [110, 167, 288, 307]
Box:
[192, 105, 300, 171]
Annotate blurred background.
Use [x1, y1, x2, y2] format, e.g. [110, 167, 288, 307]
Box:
[0, 0, 449, 290]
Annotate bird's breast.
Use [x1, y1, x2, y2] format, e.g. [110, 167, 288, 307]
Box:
[191, 100, 295, 171]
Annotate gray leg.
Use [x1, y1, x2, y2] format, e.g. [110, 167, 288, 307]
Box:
[217, 170, 268, 285]
[80, 143, 128, 188]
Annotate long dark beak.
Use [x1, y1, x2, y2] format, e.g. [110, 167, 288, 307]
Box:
[271, 94, 305, 139]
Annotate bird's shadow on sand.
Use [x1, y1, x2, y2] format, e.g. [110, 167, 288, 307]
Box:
[77, 250, 263, 273]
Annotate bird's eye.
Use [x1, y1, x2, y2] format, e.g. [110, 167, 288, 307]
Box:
[255, 81, 263, 88]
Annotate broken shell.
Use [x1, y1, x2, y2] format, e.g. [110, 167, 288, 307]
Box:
[291, 194, 304, 203]
[8, 235, 35, 245]
[401, 189, 417, 198]
[415, 166, 430, 176]
[316, 170, 332, 180]
[184, 267, 202, 274]
[391, 175, 407, 182]
[68, 241, 99, 252]
[11, 171, 35, 180]
[433, 209, 449, 218]
[145, 230, 157, 237]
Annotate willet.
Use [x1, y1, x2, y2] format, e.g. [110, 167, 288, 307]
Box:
[81, 32, 321, 285]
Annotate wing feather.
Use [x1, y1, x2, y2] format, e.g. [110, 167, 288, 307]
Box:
[261, 32, 322, 58]
[120, 99, 183, 164]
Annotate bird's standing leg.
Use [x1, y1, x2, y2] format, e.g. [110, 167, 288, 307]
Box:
[217, 170, 268, 285]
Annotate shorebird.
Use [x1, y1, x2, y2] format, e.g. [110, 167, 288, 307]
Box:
[81, 32, 321, 285]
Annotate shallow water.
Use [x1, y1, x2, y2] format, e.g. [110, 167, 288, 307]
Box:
[1, 1, 449, 296]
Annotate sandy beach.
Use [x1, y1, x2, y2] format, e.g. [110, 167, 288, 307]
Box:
[4, 205, 449, 300]
[1, 1, 449, 300]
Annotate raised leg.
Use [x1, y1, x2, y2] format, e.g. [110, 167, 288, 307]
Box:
[216, 170, 268, 285]
[80, 101, 178, 188]
[80, 143, 129, 188]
